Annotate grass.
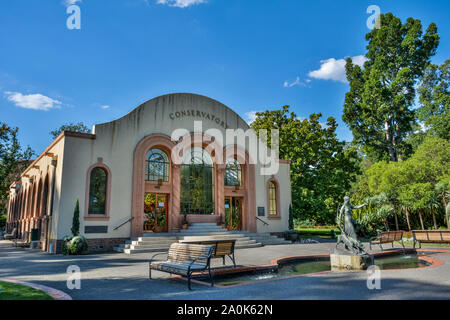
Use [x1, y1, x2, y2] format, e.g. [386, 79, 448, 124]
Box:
[294, 227, 341, 239]
[0, 281, 54, 300]
[394, 241, 450, 248]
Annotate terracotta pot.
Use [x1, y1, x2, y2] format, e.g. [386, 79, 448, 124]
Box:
[154, 225, 165, 233]
[182, 224, 188, 230]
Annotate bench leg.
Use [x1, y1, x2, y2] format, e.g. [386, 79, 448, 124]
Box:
[222, 256, 226, 266]
[188, 272, 192, 290]
[379, 244, 383, 251]
[369, 242, 372, 251]
[149, 264, 152, 279]
[229, 253, 236, 268]
[209, 267, 214, 287]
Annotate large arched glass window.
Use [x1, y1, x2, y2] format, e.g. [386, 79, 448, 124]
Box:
[146, 148, 169, 182]
[180, 147, 215, 215]
[225, 158, 242, 186]
[269, 181, 277, 215]
[88, 167, 108, 215]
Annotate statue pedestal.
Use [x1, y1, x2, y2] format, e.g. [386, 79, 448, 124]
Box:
[330, 251, 374, 271]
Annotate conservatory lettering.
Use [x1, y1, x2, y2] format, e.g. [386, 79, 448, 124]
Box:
[169, 110, 230, 129]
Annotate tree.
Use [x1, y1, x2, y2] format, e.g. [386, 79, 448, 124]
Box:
[417, 60, 450, 140]
[0, 122, 34, 215]
[343, 13, 440, 162]
[251, 106, 361, 224]
[50, 122, 90, 139]
[71, 198, 80, 237]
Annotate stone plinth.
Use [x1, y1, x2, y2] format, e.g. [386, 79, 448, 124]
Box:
[330, 252, 374, 271]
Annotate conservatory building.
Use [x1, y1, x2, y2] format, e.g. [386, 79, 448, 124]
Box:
[6, 93, 291, 253]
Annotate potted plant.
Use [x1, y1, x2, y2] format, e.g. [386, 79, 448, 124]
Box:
[287, 229, 299, 242]
[181, 214, 188, 229]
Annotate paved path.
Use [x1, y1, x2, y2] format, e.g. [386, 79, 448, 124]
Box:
[1, 240, 450, 300]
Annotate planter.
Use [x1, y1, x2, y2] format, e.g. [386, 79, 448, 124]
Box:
[181, 224, 188, 230]
[288, 232, 299, 242]
[154, 225, 165, 233]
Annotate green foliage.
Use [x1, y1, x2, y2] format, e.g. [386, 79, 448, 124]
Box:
[288, 204, 294, 230]
[71, 199, 80, 237]
[251, 106, 361, 225]
[352, 135, 449, 230]
[0, 214, 6, 229]
[418, 60, 450, 140]
[294, 218, 316, 228]
[343, 13, 440, 162]
[0, 123, 34, 215]
[62, 235, 88, 255]
[50, 122, 90, 140]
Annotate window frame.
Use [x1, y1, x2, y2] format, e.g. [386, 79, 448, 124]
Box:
[266, 178, 281, 219]
[84, 158, 111, 221]
[145, 148, 170, 182]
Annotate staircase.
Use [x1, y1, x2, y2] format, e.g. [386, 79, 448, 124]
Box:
[114, 223, 291, 254]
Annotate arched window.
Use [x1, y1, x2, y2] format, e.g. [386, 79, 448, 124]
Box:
[180, 147, 215, 215]
[225, 158, 242, 186]
[146, 148, 169, 182]
[88, 167, 108, 215]
[268, 181, 277, 216]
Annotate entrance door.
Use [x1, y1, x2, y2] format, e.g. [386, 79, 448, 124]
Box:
[144, 193, 168, 233]
[224, 197, 242, 231]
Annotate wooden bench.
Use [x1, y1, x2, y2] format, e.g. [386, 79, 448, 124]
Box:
[179, 239, 237, 267]
[413, 230, 450, 248]
[4, 228, 17, 240]
[369, 231, 404, 251]
[13, 231, 30, 248]
[149, 243, 214, 290]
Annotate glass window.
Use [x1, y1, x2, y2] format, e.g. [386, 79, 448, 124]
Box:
[180, 147, 215, 215]
[269, 181, 277, 215]
[146, 148, 169, 182]
[225, 158, 242, 186]
[88, 167, 107, 215]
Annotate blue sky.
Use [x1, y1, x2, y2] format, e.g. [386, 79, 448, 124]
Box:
[1, 0, 449, 154]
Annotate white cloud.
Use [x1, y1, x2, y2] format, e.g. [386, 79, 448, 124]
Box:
[100, 105, 110, 110]
[157, 0, 206, 8]
[245, 111, 260, 125]
[283, 76, 306, 88]
[308, 55, 368, 83]
[4, 91, 62, 111]
[64, 0, 82, 6]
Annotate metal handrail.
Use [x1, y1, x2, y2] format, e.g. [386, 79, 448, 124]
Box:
[113, 217, 134, 231]
[256, 216, 269, 226]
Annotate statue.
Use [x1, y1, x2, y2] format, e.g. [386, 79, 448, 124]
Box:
[336, 196, 368, 255]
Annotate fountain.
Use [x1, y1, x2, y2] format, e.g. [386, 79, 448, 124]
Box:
[330, 196, 374, 270]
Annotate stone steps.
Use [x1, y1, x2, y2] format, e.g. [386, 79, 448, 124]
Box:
[113, 223, 290, 254]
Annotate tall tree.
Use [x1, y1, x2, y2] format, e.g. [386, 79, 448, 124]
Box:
[50, 122, 90, 139]
[251, 106, 361, 224]
[0, 123, 34, 214]
[417, 60, 450, 140]
[343, 13, 439, 162]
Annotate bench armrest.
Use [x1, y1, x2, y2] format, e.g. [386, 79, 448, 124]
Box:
[149, 252, 168, 264]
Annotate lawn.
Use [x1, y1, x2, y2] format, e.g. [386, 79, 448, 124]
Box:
[0, 281, 54, 300]
[295, 227, 340, 239]
[394, 241, 450, 248]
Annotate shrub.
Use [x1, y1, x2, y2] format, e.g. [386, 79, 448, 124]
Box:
[71, 199, 80, 237]
[0, 214, 6, 229]
[294, 218, 315, 228]
[62, 235, 88, 255]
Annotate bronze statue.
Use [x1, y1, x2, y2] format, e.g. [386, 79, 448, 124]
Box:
[336, 196, 368, 255]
